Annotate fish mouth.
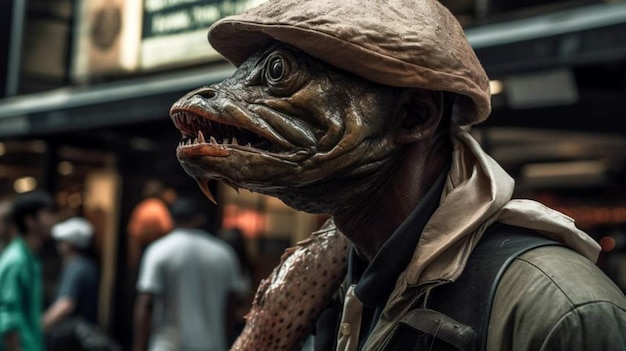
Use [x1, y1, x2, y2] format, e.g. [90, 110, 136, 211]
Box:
[171, 107, 293, 157]
[170, 101, 311, 204]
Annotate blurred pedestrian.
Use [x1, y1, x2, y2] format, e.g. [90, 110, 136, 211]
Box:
[126, 180, 174, 271]
[0, 200, 15, 254]
[43, 217, 100, 331]
[132, 197, 241, 351]
[0, 190, 57, 351]
[43, 217, 120, 351]
[125, 181, 175, 351]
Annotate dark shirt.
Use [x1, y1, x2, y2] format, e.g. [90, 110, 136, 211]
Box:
[314, 172, 446, 351]
[56, 255, 99, 325]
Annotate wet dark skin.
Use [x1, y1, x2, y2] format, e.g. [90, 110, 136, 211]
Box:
[170, 44, 452, 261]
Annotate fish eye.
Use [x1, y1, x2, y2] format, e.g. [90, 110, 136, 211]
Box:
[270, 58, 283, 79]
[265, 54, 290, 83]
[260, 47, 307, 96]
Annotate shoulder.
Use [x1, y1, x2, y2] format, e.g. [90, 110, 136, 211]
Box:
[68, 256, 99, 274]
[0, 244, 28, 274]
[196, 232, 232, 250]
[0, 257, 22, 279]
[141, 235, 175, 264]
[488, 246, 626, 350]
[516, 246, 625, 306]
[200, 235, 239, 267]
[211, 236, 239, 259]
[145, 232, 178, 251]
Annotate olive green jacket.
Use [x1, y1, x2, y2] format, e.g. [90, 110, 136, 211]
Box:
[334, 128, 626, 351]
[488, 246, 626, 350]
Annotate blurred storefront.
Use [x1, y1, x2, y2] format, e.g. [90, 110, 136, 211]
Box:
[0, 0, 324, 347]
[1, 0, 626, 348]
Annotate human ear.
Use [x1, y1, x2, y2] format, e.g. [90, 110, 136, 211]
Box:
[393, 89, 444, 144]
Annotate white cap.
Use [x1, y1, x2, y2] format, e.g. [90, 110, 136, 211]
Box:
[52, 217, 93, 248]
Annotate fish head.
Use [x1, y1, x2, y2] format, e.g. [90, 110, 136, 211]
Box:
[170, 43, 412, 213]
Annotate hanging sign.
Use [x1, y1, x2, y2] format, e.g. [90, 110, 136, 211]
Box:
[72, 0, 143, 82]
[140, 0, 266, 69]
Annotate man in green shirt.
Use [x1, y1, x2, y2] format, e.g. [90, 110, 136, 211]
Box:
[0, 191, 57, 351]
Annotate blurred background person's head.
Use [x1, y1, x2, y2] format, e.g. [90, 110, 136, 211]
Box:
[169, 197, 207, 230]
[11, 190, 57, 252]
[51, 217, 94, 261]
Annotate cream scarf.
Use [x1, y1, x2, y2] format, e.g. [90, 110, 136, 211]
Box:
[407, 127, 600, 285]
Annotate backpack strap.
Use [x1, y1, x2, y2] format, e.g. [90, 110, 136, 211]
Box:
[425, 223, 562, 351]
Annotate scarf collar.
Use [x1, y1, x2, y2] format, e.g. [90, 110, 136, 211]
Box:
[403, 125, 600, 285]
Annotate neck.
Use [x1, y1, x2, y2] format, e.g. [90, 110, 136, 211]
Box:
[333, 133, 451, 261]
[22, 233, 42, 254]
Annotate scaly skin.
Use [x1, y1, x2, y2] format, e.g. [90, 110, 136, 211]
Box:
[170, 44, 404, 214]
[231, 219, 350, 351]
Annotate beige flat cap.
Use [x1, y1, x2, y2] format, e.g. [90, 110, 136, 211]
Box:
[208, 0, 491, 126]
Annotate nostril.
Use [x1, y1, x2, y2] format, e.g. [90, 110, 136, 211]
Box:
[196, 88, 217, 99]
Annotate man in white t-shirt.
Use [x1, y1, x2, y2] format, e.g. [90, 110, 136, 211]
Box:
[132, 197, 241, 351]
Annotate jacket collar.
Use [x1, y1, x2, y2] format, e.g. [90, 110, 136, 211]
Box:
[405, 127, 599, 285]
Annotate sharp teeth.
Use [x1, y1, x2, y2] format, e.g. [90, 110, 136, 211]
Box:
[186, 139, 192, 146]
[210, 136, 218, 144]
[224, 137, 230, 145]
[232, 136, 238, 145]
[247, 143, 252, 148]
[197, 130, 205, 143]
[193, 138, 198, 144]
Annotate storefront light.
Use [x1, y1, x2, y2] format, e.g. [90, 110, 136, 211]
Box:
[14, 177, 37, 193]
[68, 193, 83, 208]
[222, 204, 265, 238]
[130, 137, 153, 151]
[489, 80, 504, 95]
[31, 141, 47, 153]
[58, 161, 74, 175]
[600, 236, 617, 252]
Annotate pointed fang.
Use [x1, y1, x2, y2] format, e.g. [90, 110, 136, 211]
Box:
[197, 179, 217, 204]
[198, 130, 206, 143]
